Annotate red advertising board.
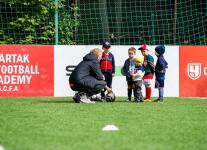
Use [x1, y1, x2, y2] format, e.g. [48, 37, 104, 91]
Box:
[0, 45, 54, 96]
[180, 46, 207, 97]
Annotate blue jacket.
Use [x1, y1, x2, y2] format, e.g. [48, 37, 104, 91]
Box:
[155, 55, 168, 80]
[122, 58, 136, 81]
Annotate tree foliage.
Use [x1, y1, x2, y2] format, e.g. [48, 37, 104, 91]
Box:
[0, 0, 79, 44]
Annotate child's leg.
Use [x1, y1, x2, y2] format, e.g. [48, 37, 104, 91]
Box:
[146, 85, 151, 100]
[158, 79, 164, 102]
[154, 79, 160, 101]
[143, 75, 153, 101]
[133, 80, 143, 102]
[101, 72, 107, 98]
[101, 89, 106, 99]
[107, 72, 113, 88]
[158, 87, 164, 101]
[128, 88, 132, 101]
[143, 79, 152, 100]
[127, 81, 133, 101]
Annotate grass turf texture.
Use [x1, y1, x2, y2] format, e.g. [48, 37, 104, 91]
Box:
[0, 97, 207, 150]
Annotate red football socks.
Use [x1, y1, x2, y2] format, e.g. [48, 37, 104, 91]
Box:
[146, 87, 151, 99]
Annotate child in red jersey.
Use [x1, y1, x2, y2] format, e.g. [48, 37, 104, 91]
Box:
[100, 41, 115, 99]
[138, 44, 155, 102]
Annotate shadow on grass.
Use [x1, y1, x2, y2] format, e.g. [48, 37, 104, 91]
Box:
[36, 97, 129, 104]
[38, 100, 128, 104]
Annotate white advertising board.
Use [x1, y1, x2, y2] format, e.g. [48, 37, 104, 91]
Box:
[54, 45, 179, 97]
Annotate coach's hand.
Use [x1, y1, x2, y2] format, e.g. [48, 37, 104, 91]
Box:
[105, 86, 112, 93]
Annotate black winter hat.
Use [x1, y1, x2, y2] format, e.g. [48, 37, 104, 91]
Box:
[155, 45, 165, 55]
[102, 41, 111, 49]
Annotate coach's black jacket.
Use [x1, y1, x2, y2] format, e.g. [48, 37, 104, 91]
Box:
[69, 53, 104, 88]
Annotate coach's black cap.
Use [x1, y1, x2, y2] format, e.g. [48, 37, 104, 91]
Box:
[102, 41, 111, 49]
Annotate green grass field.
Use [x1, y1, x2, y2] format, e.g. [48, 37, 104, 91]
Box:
[0, 97, 207, 150]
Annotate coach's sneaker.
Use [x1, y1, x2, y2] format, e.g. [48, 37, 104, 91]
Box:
[73, 93, 80, 103]
[91, 94, 103, 102]
[79, 93, 95, 104]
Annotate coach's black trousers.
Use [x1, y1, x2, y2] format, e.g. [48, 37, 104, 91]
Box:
[70, 76, 106, 97]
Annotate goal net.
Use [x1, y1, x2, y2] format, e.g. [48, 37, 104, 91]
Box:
[75, 0, 207, 45]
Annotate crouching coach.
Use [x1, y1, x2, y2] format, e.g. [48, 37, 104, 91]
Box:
[69, 48, 111, 103]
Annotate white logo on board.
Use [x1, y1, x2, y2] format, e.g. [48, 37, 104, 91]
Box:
[187, 63, 201, 80]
